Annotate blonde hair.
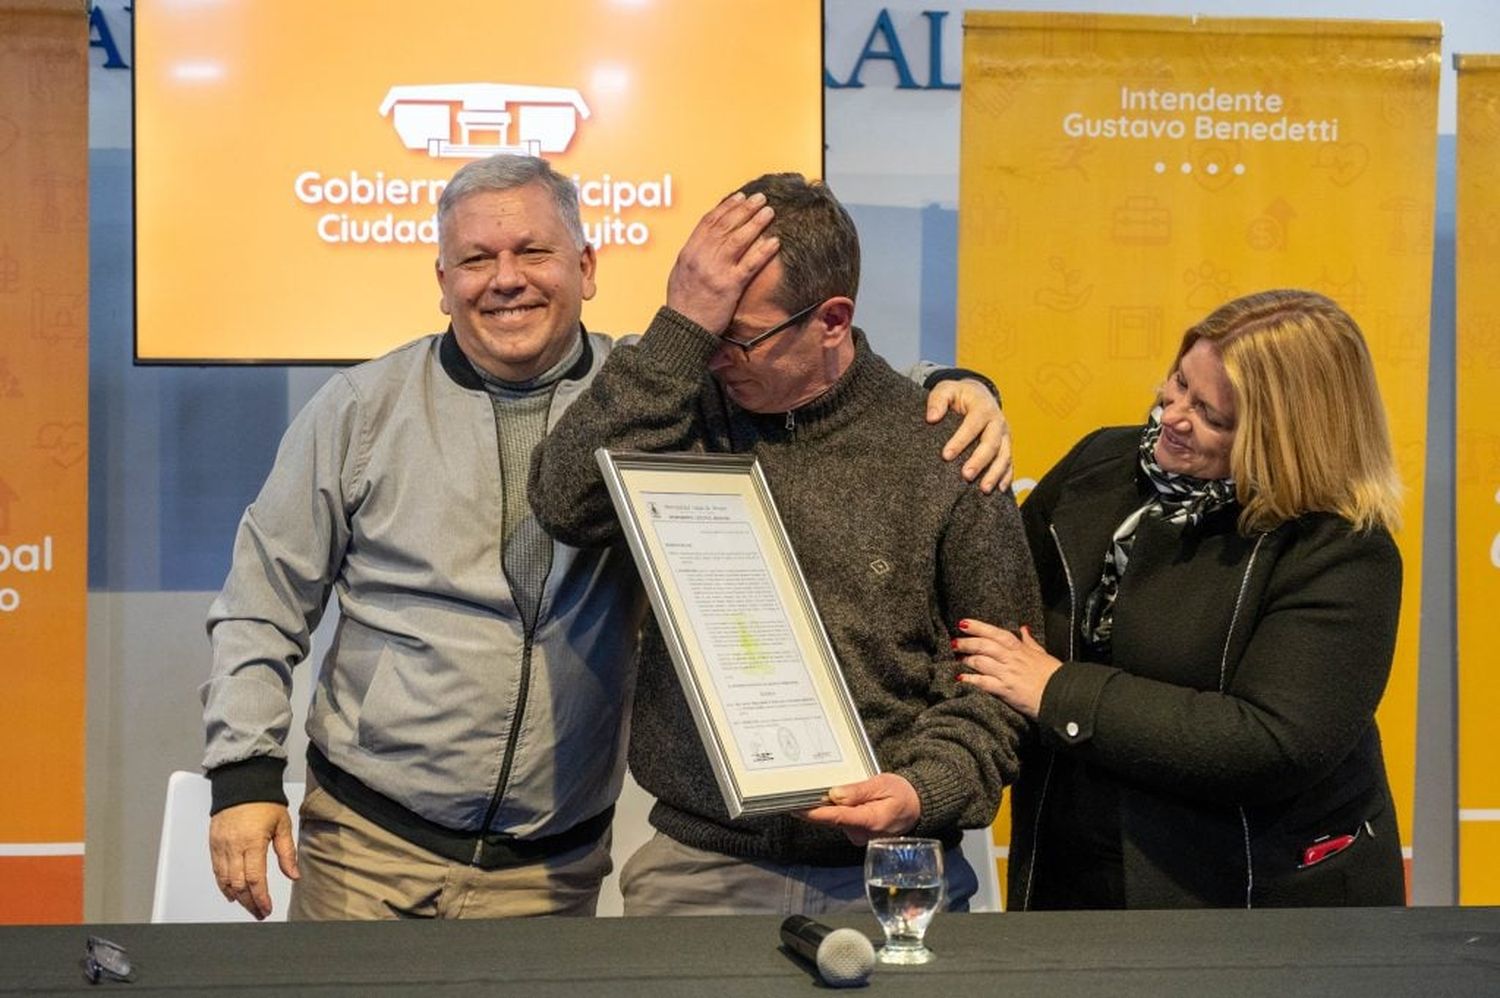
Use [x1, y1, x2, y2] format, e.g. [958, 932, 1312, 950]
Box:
[1170, 290, 1402, 534]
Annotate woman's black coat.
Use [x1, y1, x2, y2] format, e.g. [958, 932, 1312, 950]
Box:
[1009, 426, 1406, 909]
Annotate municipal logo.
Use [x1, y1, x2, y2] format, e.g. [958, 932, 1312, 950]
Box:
[380, 83, 591, 159]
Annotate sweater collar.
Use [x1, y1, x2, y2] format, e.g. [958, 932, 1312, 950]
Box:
[731, 328, 880, 440]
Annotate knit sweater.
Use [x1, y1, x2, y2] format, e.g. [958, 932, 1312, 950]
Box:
[530, 307, 1040, 867]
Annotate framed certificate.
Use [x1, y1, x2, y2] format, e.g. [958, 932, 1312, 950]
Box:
[596, 449, 880, 818]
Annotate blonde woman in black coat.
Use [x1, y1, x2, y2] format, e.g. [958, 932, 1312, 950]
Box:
[955, 290, 1407, 909]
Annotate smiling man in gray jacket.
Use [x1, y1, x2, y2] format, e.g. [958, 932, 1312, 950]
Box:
[201, 155, 1012, 922]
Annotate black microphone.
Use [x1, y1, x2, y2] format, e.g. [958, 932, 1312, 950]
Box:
[779, 914, 876, 988]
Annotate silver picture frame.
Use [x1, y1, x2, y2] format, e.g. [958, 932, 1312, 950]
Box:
[596, 449, 880, 818]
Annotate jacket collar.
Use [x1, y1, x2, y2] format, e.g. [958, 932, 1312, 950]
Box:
[1046, 439, 1150, 584]
[1046, 428, 1244, 586]
[438, 324, 595, 390]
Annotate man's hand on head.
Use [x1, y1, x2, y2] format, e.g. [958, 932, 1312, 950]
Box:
[665, 191, 780, 334]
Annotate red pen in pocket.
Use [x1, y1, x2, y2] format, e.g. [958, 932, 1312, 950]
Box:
[1300, 832, 1356, 868]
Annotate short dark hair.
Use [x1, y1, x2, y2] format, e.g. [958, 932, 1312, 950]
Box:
[735, 174, 860, 311]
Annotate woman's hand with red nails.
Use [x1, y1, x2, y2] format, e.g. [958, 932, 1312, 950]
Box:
[951, 619, 1060, 720]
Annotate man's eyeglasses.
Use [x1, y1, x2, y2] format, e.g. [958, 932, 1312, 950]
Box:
[719, 301, 822, 354]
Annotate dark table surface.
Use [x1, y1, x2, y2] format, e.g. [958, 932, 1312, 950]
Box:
[2, 906, 1498, 997]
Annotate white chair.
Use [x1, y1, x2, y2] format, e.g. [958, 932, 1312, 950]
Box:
[150, 770, 305, 923]
[961, 826, 1006, 913]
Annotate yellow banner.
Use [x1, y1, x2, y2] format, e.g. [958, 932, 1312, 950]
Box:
[0, 0, 89, 924]
[958, 13, 1439, 898]
[1455, 53, 1500, 906]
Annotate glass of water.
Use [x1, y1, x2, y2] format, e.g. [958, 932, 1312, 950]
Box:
[864, 836, 945, 965]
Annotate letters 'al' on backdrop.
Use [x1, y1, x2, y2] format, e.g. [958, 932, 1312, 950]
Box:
[1456, 53, 1500, 907]
[957, 13, 1439, 895]
[0, 1, 89, 923]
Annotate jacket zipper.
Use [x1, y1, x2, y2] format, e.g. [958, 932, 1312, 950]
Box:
[1225, 534, 1267, 907]
[473, 403, 555, 858]
[476, 638, 536, 860]
[1048, 523, 1078, 664]
[1019, 524, 1078, 911]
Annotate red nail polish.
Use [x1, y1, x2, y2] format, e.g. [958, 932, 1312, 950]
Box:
[957, 620, 970, 631]
[950, 638, 959, 650]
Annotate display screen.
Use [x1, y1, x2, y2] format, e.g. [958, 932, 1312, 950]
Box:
[134, 0, 823, 363]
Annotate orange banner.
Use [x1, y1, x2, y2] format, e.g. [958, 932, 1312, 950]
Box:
[0, 0, 89, 923]
[1455, 53, 1500, 906]
[958, 12, 1439, 898]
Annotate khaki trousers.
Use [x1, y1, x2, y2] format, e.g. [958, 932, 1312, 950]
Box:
[288, 774, 612, 920]
[620, 831, 978, 917]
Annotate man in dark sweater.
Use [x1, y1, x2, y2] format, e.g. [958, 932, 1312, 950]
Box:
[529, 175, 1041, 915]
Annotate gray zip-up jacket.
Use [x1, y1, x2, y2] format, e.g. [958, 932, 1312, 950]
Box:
[201, 328, 647, 853]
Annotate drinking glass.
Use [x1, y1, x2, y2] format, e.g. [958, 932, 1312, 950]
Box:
[864, 836, 945, 965]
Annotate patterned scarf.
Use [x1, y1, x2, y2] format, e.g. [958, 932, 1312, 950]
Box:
[1080, 408, 1238, 655]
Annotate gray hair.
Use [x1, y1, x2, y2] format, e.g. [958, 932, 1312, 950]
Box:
[437, 154, 586, 249]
